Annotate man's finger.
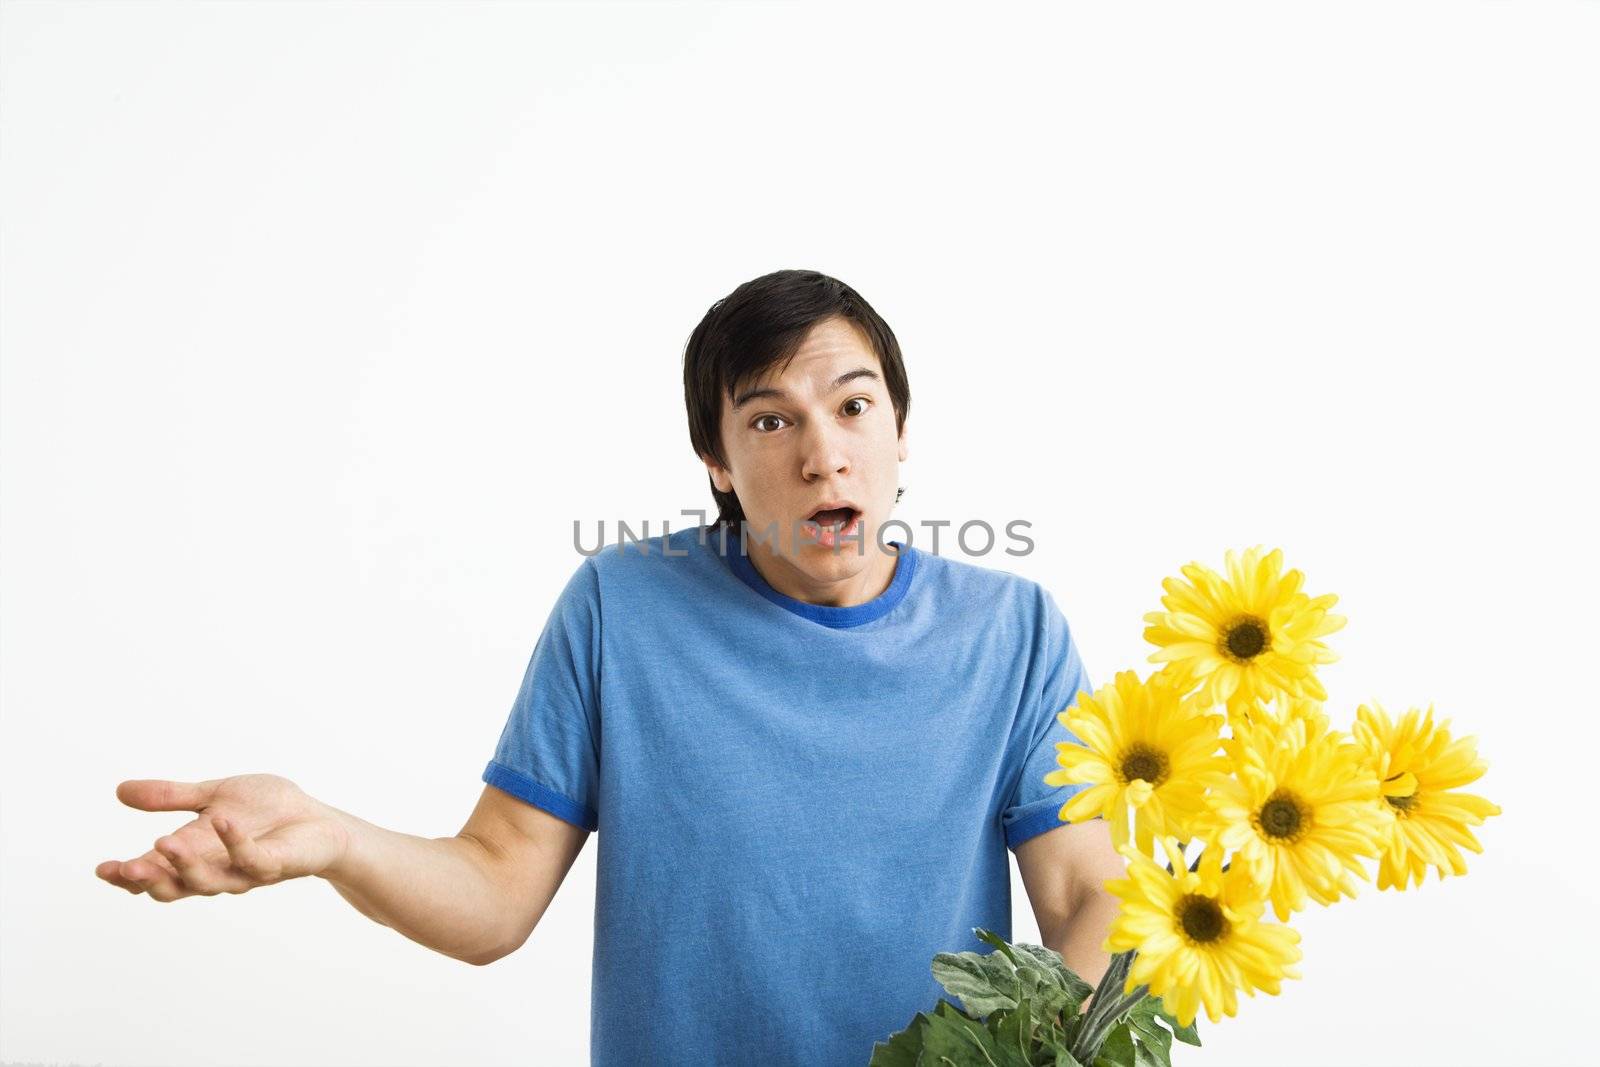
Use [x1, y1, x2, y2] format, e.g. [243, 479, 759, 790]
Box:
[120, 853, 192, 902]
[213, 815, 278, 883]
[155, 834, 227, 895]
[121, 848, 178, 880]
[116, 779, 221, 813]
[95, 860, 146, 895]
[125, 850, 190, 900]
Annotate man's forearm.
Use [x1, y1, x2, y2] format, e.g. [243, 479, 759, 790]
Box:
[321, 808, 511, 966]
[1050, 883, 1120, 994]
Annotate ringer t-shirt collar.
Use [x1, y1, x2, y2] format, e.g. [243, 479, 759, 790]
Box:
[722, 538, 918, 629]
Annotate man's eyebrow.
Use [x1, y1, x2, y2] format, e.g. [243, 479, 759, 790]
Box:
[732, 367, 882, 411]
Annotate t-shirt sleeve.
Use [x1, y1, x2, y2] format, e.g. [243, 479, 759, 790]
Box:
[1000, 587, 1097, 852]
[481, 557, 602, 832]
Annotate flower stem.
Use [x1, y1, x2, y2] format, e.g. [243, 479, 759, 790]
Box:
[1079, 982, 1151, 1053]
[1069, 950, 1147, 1064]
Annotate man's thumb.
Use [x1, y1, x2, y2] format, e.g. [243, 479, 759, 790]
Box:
[116, 778, 219, 812]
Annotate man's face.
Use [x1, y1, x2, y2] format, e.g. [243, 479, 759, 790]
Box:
[702, 316, 909, 597]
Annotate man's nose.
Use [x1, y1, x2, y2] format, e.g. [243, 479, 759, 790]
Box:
[800, 419, 850, 481]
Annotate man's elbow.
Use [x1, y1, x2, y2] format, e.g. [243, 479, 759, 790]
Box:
[463, 942, 514, 966]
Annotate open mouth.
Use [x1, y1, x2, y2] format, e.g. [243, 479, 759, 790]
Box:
[806, 506, 857, 529]
[801, 504, 862, 546]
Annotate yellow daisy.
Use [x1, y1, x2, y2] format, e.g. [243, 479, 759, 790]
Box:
[1143, 546, 1345, 721]
[1270, 694, 1333, 739]
[1103, 835, 1302, 1028]
[1352, 701, 1502, 890]
[1235, 692, 1328, 736]
[1045, 670, 1228, 857]
[1217, 690, 1328, 738]
[1201, 703, 1388, 920]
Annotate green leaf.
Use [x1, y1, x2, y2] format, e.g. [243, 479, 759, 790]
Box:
[921, 1000, 1008, 1066]
[1131, 1042, 1165, 1067]
[1151, 1001, 1201, 1047]
[934, 998, 976, 1019]
[933, 950, 1023, 1018]
[870, 1010, 931, 1067]
[1017, 974, 1075, 1025]
[990, 995, 1032, 1054]
[934, 937, 1085, 1025]
[1030, 1011, 1072, 1067]
[1127, 1014, 1171, 1067]
[984, 1018, 1034, 1067]
[1057, 1012, 1085, 1046]
[1053, 1047, 1086, 1067]
[914, 933, 1150, 1067]
[975, 927, 1026, 969]
[1092, 1025, 1136, 1067]
[1007, 943, 1096, 1006]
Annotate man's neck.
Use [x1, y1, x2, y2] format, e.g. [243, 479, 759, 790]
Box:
[744, 537, 898, 608]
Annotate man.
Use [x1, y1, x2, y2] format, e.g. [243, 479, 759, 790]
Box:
[96, 269, 1126, 1066]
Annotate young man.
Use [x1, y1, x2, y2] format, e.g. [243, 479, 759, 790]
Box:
[97, 269, 1125, 1066]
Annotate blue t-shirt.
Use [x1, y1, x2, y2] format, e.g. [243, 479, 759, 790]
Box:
[482, 523, 1094, 1066]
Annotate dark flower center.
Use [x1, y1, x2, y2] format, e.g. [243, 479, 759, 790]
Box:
[1384, 792, 1419, 814]
[1176, 894, 1229, 944]
[1384, 772, 1420, 815]
[1224, 616, 1270, 660]
[1256, 790, 1309, 841]
[1119, 744, 1170, 787]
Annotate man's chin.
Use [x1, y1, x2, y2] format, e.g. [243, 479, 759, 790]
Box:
[795, 544, 871, 570]
[792, 529, 875, 563]
[742, 518, 879, 563]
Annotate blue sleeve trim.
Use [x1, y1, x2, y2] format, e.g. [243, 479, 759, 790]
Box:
[482, 760, 598, 832]
[1005, 804, 1104, 851]
[1005, 805, 1069, 850]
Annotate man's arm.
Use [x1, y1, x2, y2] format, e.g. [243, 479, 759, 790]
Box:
[1015, 818, 1126, 993]
[98, 774, 589, 968]
[325, 783, 590, 965]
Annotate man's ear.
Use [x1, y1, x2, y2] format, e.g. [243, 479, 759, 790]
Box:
[700, 452, 734, 494]
[897, 420, 910, 464]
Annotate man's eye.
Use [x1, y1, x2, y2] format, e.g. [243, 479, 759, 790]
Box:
[842, 396, 872, 417]
[753, 415, 786, 433]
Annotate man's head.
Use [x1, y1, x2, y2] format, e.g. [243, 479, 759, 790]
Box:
[684, 270, 910, 593]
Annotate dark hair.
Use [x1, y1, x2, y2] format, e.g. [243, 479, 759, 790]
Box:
[683, 269, 911, 531]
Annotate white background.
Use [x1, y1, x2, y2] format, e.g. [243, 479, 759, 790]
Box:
[3, 1, 1595, 1065]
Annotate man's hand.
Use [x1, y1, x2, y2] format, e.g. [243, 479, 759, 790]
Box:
[96, 773, 352, 902]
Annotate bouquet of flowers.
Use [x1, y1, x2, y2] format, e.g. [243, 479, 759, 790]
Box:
[870, 546, 1500, 1066]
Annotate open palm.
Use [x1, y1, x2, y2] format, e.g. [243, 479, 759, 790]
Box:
[96, 773, 350, 902]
